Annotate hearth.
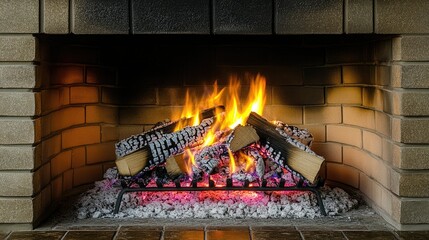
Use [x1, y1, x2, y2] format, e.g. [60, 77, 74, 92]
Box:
[1, 0, 429, 232]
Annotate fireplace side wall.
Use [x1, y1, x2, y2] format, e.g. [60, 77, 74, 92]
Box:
[0, 0, 429, 231]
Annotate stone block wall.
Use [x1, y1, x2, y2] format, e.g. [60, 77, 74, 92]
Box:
[0, 0, 428, 231]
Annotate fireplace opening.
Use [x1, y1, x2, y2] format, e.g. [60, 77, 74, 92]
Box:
[36, 34, 395, 226]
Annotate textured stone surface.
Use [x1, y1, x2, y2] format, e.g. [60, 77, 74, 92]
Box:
[115, 230, 162, 240]
[346, 0, 373, 33]
[399, 199, 429, 224]
[132, 0, 210, 34]
[376, 0, 429, 33]
[393, 36, 429, 61]
[343, 231, 396, 239]
[0, 146, 36, 170]
[0, 65, 36, 88]
[62, 231, 116, 240]
[391, 171, 429, 197]
[43, 0, 69, 33]
[392, 144, 429, 170]
[207, 229, 250, 240]
[0, 120, 35, 144]
[0, 198, 33, 223]
[252, 230, 301, 240]
[213, 0, 272, 34]
[276, 0, 343, 34]
[392, 118, 429, 143]
[392, 64, 429, 88]
[0, 35, 36, 61]
[389, 90, 429, 116]
[0, 172, 33, 196]
[73, 0, 129, 34]
[0, 0, 39, 33]
[0, 92, 37, 116]
[164, 230, 204, 240]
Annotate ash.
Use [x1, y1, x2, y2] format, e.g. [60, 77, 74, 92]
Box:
[75, 168, 358, 220]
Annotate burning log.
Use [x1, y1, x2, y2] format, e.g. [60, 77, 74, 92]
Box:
[228, 125, 260, 152]
[246, 112, 325, 184]
[274, 120, 314, 147]
[115, 106, 224, 158]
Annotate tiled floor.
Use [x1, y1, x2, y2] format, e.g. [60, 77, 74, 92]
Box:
[2, 205, 429, 239]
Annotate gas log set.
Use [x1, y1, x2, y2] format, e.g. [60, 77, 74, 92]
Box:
[76, 75, 359, 219]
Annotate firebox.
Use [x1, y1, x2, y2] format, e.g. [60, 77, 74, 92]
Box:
[1, 0, 429, 232]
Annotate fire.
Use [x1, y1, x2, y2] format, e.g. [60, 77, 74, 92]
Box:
[227, 148, 236, 174]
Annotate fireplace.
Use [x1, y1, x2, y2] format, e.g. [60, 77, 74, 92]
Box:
[1, 0, 429, 231]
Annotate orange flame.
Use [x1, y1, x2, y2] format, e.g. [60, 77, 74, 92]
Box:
[227, 148, 236, 174]
[238, 151, 255, 172]
[184, 148, 196, 176]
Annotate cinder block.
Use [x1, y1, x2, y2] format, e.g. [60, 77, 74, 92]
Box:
[346, 0, 373, 33]
[272, 86, 324, 105]
[327, 125, 362, 148]
[375, 111, 391, 137]
[0, 119, 36, 144]
[392, 117, 429, 143]
[398, 199, 429, 224]
[0, 35, 36, 61]
[0, 172, 33, 196]
[71, 147, 86, 168]
[0, 146, 36, 170]
[51, 150, 72, 178]
[42, 0, 69, 33]
[119, 106, 183, 125]
[86, 105, 118, 124]
[304, 106, 341, 124]
[276, 0, 343, 34]
[49, 107, 85, 133]
[393, 36, 429, 61]
[392, 64, 429, 88]
[343, 65, 373, 85]
[73, 164, 103, 187]
[391, 170, 429, 197]
[0, 0, 39, 33]
[303, 66, 341, 85]
[42, 136, 61, 163]
[363, 87, 384, 111]
[62, 126, 100, 149]
[263, 105, 303, 125]
[326, 87, 362, 104]
[101, 125, 119, 142]
[326, 163, 359, 188]
[132, 0, 209, 34]
[392, 143, 429, 170]
[390, 90, 429, 116]
[0, 198, 33, 223]
[50, 66, 84, 85]
[214, 0, 272, 34]
[363, 131, 382, 157]
[376, 0, 429, 34]
[73, 0, 128, 34]
[0, 65, 36, 88]
[343, 106, 376, 130]
[70, 86, 99, 104]
[86, 142, 116, 164]
[311, 142, 342, 163]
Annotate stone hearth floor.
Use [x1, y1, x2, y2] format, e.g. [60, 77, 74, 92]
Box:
[2, 204, 429, 239]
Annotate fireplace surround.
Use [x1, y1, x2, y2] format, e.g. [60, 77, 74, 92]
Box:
[1, 0, 429, 231]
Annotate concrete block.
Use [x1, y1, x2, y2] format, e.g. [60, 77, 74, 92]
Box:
[0, 172, 33, 196]
[0, 92, 37, 116]
[42, 0, 69, 33]
[326, 162, 359, 188]
[73, 0, 129, 34]
[214, 0, 272, 34]
[62, 126, 100, 149]
[0, 35, 36, 61]
[0, 0, 39, 33]
[51, 150, 71, 178]
[0, 146, 36, 170]
[393, 36, 429, 61]
[326, 87, 362, 104]
[86, 142, 116, 164]
[392, 117, 429, 143]
[390, 90, 429, 116]
[0, 65, 36, 88]
[376, 0, 429, 34]
[391, 171, 429, 197]
[0, 198, 33, 223]
[392, 143, 429, 170]
[392, 64, 429, 89]
[132, 0, 209, 34]
[327, 125, 362, 148]
[343, 106, 376, 130]
[304, 106, 342, 124]
[0, 119, 36, 144]
[276, 0, 343, 34]
[399, 199, 429, 224]
[346, 0, 373, 33]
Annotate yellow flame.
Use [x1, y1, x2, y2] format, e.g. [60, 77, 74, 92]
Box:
[184, 148, 196, 176]
[238, 151, 255, 172]
[227, 148, 236, 174]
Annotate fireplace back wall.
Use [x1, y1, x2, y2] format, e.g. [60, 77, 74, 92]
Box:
[1, 0, 429, 231]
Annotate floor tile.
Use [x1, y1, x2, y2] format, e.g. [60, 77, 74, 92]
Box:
[164, 230, 204, 240]
[63, 231, 116, 240]
[251, 230, 302, 240]
[115, 230, 161, 240]
[207, 230, 250, 240]
[119, 226, 163, 231]
[395, 231, 429, 240]
[343, 231, 397, 240]
[300, 231, 346, 240]
[0, 232, 9, 240]
[7, 231, 65, 240]
[250, 226, 296, 231]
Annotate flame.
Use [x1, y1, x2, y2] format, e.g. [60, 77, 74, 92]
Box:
[238, 151, 255, 172]
[184, 148, 196, 176]
[227, 148, 236, 174]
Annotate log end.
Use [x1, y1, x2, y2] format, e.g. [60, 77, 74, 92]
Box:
[115, 149, 150, 176]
